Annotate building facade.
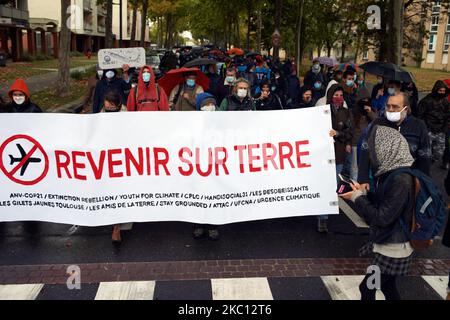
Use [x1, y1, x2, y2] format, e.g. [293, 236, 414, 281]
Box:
[0, 0, 151, 61]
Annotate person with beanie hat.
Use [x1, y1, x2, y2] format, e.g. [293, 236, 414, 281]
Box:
[196, 92, 217, 111]
[341, 126, 416, 300]
[6, 78, 42, 113]
[193, 93, 220, 241]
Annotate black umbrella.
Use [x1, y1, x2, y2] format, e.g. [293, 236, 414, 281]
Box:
[360, 61, 414, 83]
[184, 58, 218, 68]
[245, 52, 261, 58]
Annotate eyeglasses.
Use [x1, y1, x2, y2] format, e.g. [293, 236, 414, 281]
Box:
[386, 104, 405, 112]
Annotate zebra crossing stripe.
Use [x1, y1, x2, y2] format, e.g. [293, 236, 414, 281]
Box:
[94, 281, 155, 300]
[422, 276, 449, 300]
[321, 276, 386, 300]
[0, 284, 44, 300]
[211, 278, 273, 300]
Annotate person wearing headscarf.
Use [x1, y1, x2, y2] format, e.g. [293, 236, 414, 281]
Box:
[293, 86, 315, 109]
[340, 126, 415, 300]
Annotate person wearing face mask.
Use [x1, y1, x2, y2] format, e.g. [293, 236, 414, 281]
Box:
[216, 67, 238, 105]
[92, 64, 131, 113]
[192, 93, 221, 240]
[358, 93, 431, 191]
[372, 80, 402, 116]
[323, 84, 354, 233]
[218, 78, 255, 111]
[80, 64, 104, 113]
[254, 79, 283, 111]
[417, 80, 450, 163]
[312, 80, 326, 104]
[6, 78, 42, 113]
[342, 70, 358, 110]
[169, 72, 204, 111]
[127, 65, 170, 112]
[304, 59, 325, 89]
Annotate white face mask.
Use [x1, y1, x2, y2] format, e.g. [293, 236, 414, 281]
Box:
[105, 71, 115, 79]
[388, 88, 396, 96]
[97, 70, 104, 78]
[201, 104, 216, 112]
[386, 107, 407, 123]
[377, 78, 383, 84]
[237, 89, 248, 98]
[13, 96, 26, 105]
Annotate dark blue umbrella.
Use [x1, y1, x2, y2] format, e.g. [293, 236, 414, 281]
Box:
[360, 61, 414, 83]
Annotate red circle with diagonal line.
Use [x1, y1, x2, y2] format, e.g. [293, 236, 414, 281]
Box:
[0, 134, 49, 186]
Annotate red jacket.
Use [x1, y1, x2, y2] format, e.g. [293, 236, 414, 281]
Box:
[127, 65, 170, 111]
[8, 78, 30, 100]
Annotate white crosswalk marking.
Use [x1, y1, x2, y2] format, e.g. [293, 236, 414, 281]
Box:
[0, 284, 44, 300]
[211, 278, 273, 300]
[94, 281, 155, 300]
[321, 276, 385, 300]
[422, 276, 449, 300]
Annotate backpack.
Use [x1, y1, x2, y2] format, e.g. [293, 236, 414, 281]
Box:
[133, 84, 161, 111]
[386, 168, 447, 250]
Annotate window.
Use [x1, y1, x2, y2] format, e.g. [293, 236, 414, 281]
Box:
[444, 34, 450, 52]
[433, 0, 442, 14]
[429, 34, 437, 51]
[363, 50, 369, 60]
[431, 14, 440, 32]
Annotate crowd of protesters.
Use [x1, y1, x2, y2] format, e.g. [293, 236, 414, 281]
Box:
[1, 46, 450, 301]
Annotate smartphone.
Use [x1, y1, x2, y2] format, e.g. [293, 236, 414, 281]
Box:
[336, 174, 355, 195]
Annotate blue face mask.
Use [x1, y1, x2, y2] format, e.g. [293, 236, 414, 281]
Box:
[314, 82, 322, 90]
[346, 80, 354, 87]
[142, 72, 151, 83]
[186, 79, 196, 87]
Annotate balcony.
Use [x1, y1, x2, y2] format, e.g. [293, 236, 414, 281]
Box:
[83, 23, 93, 32]
[98, 25, 105, 33]
[84, 0, 93, 12]
[0, 5, 29, 21]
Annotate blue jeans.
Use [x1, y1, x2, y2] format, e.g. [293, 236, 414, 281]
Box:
[319, 164, 344, 221]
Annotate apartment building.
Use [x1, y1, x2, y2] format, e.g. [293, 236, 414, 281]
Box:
[0, 0, 151, 61]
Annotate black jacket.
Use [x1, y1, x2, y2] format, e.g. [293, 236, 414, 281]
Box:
[254, 92, 283, 111]
[354, 170, 414, 244]
[6, 100, 42, 113]
[358, 116, 431, 183]
[93, 71, 131, 113]
[418, 80, 450, 133]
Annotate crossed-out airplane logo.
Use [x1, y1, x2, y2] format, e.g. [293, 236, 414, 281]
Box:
[0, 135, 49, 186]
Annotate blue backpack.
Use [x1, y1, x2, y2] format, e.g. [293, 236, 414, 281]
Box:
[387, 168, 447, 249]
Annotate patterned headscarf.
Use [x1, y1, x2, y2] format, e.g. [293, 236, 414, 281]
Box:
[368, 126, 414, 177]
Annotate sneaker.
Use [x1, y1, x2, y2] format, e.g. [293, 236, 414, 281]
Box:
[208, 229, 220, 241]
[317, 219, 329, 234]
[193, 227, 206, 239]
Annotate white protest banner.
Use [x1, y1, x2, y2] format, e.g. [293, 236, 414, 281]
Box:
[98, 47, 146, 69]
[0, 106, 339, 226]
